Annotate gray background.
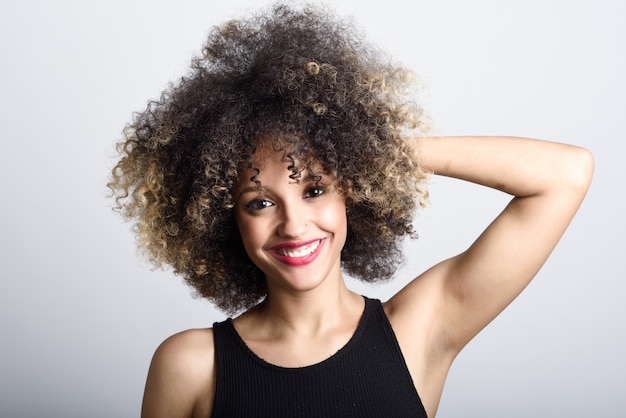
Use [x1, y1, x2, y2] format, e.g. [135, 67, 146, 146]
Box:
[1, 0, 623, 417]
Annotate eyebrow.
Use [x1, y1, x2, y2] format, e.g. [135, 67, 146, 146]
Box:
[236, 186, 266, 200]
[236, 173, 333, 200]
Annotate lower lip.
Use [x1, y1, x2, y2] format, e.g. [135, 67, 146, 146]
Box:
[270, 239, 326, 266]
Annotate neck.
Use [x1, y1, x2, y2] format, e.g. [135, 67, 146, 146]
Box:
[247, 275, 363, 337]
[275, 291, 359, 330]
[232, 277, 366, 369]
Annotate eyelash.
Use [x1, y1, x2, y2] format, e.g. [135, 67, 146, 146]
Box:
[304, 186, 326, 199]
[244, 198, 274, 212]
[243, 186, 326, 212]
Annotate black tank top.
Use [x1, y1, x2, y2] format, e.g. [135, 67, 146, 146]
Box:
[211, 297, 427, 417]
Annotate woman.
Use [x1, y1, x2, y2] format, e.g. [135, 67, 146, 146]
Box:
[109, 4, 593, 417]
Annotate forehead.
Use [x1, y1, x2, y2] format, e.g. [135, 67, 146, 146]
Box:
[236, 138, 333, 188]
[246, 139, 290, 168]
[242, 136, 315, 170]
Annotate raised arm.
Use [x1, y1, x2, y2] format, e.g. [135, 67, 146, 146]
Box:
[389, 136, 593, 355]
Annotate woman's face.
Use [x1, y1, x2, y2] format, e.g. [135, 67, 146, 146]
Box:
[233, 143, 347, 295]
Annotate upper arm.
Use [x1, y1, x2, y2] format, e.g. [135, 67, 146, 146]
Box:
[439, 191, 580, 346]
[141, 329, 216, 418]
[440, 146, 593, 348]
[389, 139, 594, 356]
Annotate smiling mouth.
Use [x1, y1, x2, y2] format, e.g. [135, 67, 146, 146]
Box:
[274, 240, 321, 258]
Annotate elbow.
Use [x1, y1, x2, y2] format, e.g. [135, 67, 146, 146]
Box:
[543, 145, 594, 202]
[571, 146, 594, 193]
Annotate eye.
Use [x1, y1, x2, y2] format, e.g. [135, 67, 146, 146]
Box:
[304, 186, 325, 199]
[244, 198, 274, 212]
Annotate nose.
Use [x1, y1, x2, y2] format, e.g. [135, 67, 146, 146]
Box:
[276, 201, 307, 238]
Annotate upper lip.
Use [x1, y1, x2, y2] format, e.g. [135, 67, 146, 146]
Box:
[269, 238, 323, 251]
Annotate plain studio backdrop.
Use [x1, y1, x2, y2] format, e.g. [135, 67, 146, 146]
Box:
[0, 0, 623, 417]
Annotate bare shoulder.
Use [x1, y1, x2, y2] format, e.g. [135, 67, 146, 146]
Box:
[382, 264, 456, 417]
[142, 328, 216, 418]
[384, 260, 451, 338]
[383, 261, 457, 366]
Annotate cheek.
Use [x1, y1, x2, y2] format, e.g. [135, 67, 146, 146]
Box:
[321, 200, 348, 237]
[234, 212, 262, 254]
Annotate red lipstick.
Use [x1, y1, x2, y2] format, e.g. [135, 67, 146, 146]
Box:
[269, 238, 326, 266]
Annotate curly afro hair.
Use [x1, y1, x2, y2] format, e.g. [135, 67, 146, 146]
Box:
[108, 3, 430, 314]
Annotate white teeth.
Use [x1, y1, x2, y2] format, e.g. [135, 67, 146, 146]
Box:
[276, 240, 320, 257]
